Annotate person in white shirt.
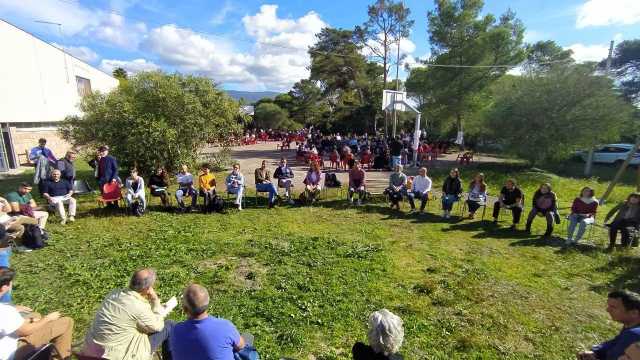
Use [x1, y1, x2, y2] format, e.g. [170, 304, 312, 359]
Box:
[407, 167, 432, 214]
[125, 168, 146, 213]
[226, 163, 245, 210]
[0, 267, 73, 360]
[175, 164, 197, 211]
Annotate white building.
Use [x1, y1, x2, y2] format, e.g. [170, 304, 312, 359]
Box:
[0, 19, 119, 172]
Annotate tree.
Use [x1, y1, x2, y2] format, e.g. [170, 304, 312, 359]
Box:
[59, 71, 241, 174]
[253, 103, 301, 130]
[424, 0, 526, 139]
[288, 79, 329, 126]
[523, 40, 574, 74]
[354, 0, 414, 89]
[486, 64, 635, 165]
[607, 39, 640, 104]
[112, 67, 128, 80]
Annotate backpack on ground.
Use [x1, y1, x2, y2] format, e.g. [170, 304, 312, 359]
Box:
[129, 201, 144, 217]
[210, 195, 225, 213]
[22, 224, 46, 249]
[325, 172, 341, 188]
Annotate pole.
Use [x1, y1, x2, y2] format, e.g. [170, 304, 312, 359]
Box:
[585, 40, 614, 177]
[600, 137, 640, 204]
[392, 5, 403, 139]
[412, 113, 421, 167]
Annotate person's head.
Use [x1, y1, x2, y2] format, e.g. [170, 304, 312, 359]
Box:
[620, 342, 640, 360]
[261, 160, 267, 169]
[473, 172, 484, 183]
[450, 168, 460, 178]
[580, 187, 595, 198]
[367, 309, 404, 356]
[65, 150, 77, 161]
[201, 164, 210, 174]
[129, 268, 157, 296]
[505, 179, 516, 190]
[0, 267, 16, 297]
[130, 168, 139, 179]
[18, 182, 32, 195]
[310, 161, 320, 172]
[607, 290, 640, 326]
[182, 284, 210, 319]
[628, 193, 640, 205]
[352, 160, 361, 171]
[232, 163, 240, 173]
[395, 164, 403, 173]
[539, 183, 552, 194]
[280, 157, 287, 167]
[50, 169, 61, 181]
[38, 138, 47, 147]
[98, 145, 109, 157]
[180, 164, 189, 173]
[155, 167, 166, 176]
[419, 167, 427, 177]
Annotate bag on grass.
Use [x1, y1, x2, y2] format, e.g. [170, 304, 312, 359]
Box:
[325, 172, 341, 188]
[130, 201, 144, 217]
[210, 195, 225, 213]
[22, 224, 46, 249]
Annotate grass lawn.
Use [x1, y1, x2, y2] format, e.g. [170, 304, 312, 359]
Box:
[2, 159, 640, 359]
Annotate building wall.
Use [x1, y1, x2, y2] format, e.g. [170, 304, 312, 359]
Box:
[8, 127, 71, 164]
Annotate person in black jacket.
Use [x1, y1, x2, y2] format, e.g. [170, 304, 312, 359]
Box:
[492, 179, 524, 230]
[525, 183, 558, 237]
[441, 168, 462, 219]
[273, 157, 295, 205]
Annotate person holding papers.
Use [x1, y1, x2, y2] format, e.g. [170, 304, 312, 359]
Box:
[148, 167, 170, 208]
[41, 169, 76, 225]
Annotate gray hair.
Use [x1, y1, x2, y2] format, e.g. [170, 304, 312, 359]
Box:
[129, 268, 156, 292]
[367, 309, 404, 355]
[50, 169, 61, 175]
[182, 284, 210, 317]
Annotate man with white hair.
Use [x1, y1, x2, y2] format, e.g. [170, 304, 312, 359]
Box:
[41, 169, 76, 225]
[81, 268, 176, 360]
[385, 165, 408, 211]
[352, 309, 404, 360]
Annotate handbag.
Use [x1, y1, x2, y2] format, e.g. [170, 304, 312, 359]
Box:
[19, 204, 35, 218]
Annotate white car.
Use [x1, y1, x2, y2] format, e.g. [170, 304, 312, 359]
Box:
[579, 144, 640, 165]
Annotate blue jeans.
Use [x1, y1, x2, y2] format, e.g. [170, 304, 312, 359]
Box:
[442, 194, 459, 211]
[256, 183, 278, 204]
[567, 213, 593, 242]
[391, 156, 401, 168]
[0, 247, 11, 303]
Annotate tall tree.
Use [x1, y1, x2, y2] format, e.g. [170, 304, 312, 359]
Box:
[288, 79, 329, 126]
[523, 40, 574, 74]
[425, 0, 526, 139]
[606, 39, 640, 104]
[112, 67, 128, 80]
[354, 0, 414, 90]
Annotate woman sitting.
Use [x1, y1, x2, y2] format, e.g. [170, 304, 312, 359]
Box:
[348, 160, 366, 206]
[605, 193, 640, 250]
[148, 167, 170, 207]
[525, 183, 558, 237]
[465, 173, 486, 219]
[302, 161, 323, 204]
[175, 164, 197, 212]
[441, 168, 462, 219]
[566, 187, 598, 245]
[198, 164, 216, 212]
[124, 168, 146, 215]
[352, 309, 404, 360]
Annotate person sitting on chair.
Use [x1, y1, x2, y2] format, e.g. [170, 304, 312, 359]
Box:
[125, 168, 146, 215]
[170, 284, 258, 360]
[176, 164, 197, 212]
[81, 268, 175, 360]
[492, 179, 523, 230]
[41, 169, 76, 225]
[0, 266, 74, 360]
[352, 309, 404, 360]
[525, 183, 558, 238]
[577, 290, 640, 360]
[149, 167, 170, 208]
[442, 168, 462, 219]
[198, 164, 216, 212]
[407, 167, 432, 214]
[6, 183, 49, 230]
[302, 161, 322, 204]
[348, 160, 366, 206]
[566, 187, 599, 246]
[385, 165, 407, 211]
[274, 158, 295, 205]
[604, 193, 640, 251]
[465, 172, 486, 219]
[255, 160, 278, 209]
[226, 163, 245, 210]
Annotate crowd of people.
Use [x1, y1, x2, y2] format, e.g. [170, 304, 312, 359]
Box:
[2, 135, 640, 359]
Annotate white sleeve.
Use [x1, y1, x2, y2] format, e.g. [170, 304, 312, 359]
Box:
[426, 177, 432, 192]
[0, 305, 25, 336]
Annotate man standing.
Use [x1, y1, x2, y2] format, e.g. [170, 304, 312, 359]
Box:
[274, 157, 295, 205]
[389, 136, 403, 169]
[81, 268, 176, 360]
[56, 151, 77, 184]
[5, 183, 49, 230]
[41, 169, 76, 225]
[0, 266, 74, 360]
[97, 145, 119, 189]
[170, 284, 256, 360]
[578, 290, 640, 360]
[30, 138, 57, 187]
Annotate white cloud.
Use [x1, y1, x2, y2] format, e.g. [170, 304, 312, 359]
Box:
[576, 0, 640, 28]
[0, 0, 100, 35]
[210, 0, 234, 26]
[566, 43, 609, 63]
[614, 33, 624, 43]
[99, 58, 159, 74]
[87, 13, 148, 49]
[524, 30, 546, 43]
[51, 43, 99, 63]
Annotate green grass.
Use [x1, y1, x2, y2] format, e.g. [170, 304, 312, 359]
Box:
[2, 160, 640, 359]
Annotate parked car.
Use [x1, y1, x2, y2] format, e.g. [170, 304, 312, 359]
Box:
[579, 144, 640, 165]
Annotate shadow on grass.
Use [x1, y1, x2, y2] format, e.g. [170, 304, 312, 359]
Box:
[590, 256, 640, 294]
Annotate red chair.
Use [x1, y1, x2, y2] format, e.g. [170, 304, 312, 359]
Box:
[360, 153, 372, 170]
[97, 182, 123, 208]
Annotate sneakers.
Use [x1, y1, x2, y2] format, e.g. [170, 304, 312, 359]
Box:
[60, 218, 67, 225]
[68, 216, 75, 223]
[15, 246, 33, 253]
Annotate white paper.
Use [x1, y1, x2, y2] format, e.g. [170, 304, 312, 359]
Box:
[159, 296, 178, 317]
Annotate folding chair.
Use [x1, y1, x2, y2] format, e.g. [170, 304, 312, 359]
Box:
[96, 182, 123, 208]
[226, 187, 246, 209]
[460, 194, 488, 220]
[254, 188, 270, 206]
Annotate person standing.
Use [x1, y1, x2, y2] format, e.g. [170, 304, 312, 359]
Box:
[389, 137, 403, 169]
[97, 146, 119, 189]
[56, 151, 77, 184]
[30, 138, 57, 188]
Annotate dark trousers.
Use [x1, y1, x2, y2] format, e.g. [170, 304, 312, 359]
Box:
[407, 191, 428, 210]
[385, 188, 405, 205]
[609, 219, 638, 247]
[467, 200, 482, 213]
[199, 189, 216, 211]
[525, 208, 554, 235]
[493, 201, 522, 224]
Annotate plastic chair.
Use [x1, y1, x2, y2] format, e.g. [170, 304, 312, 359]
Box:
[97, 182, 123, 208]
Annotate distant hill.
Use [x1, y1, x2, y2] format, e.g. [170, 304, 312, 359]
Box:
[226, 90, 281, 103]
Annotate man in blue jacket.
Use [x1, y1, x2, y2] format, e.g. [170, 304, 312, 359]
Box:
[97, 145, 119, 189]
[578, 290, 640, 360]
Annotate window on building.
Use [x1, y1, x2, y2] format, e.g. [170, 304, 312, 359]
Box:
[76, 76, 92, 97]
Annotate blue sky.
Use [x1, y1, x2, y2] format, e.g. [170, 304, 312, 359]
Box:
[1, 0, 639, 91]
